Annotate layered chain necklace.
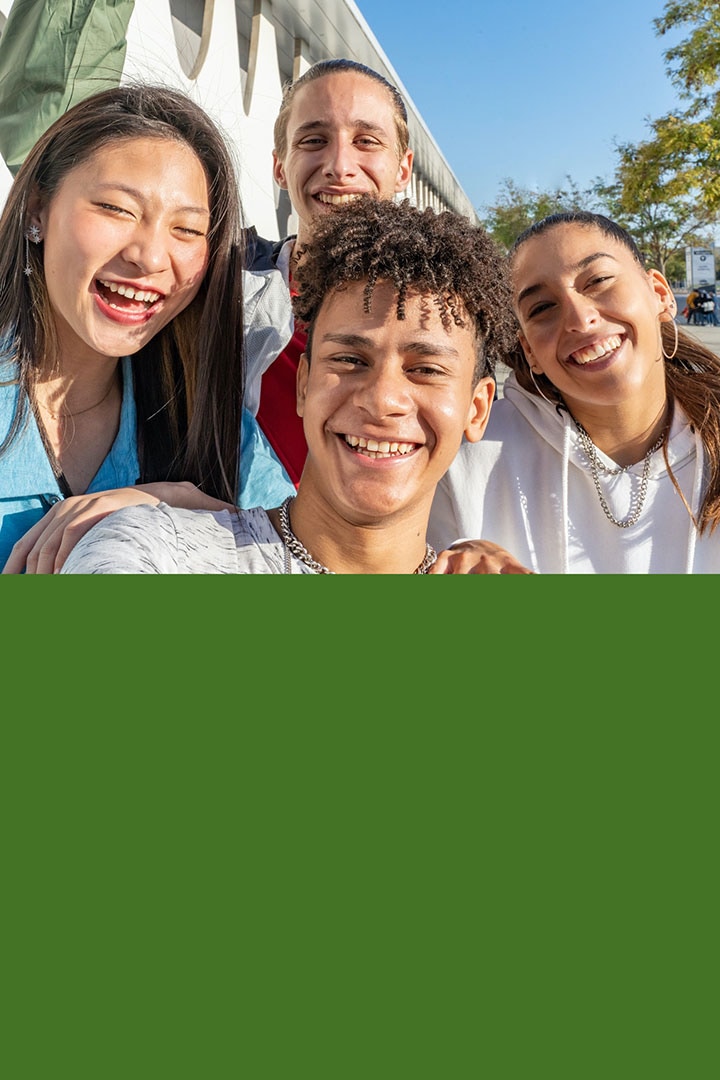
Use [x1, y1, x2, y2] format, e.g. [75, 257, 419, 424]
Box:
[278, 497, 437, 574]
[573, 420, 666, 529]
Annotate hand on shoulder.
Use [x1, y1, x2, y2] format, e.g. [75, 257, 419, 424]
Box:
[2, 481, 231, 574]
[430, 538, 534, 574]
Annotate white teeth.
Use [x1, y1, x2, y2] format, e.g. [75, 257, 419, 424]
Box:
[344, 434, 416, 458]
[98, 279, 161, 304]
[571, 335, 623, 365]
[316, 193, 362, 205]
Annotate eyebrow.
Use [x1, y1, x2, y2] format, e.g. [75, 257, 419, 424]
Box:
[294, 119, 390, 138]
[94, 182, 210, 217]
[321, 331, 461, 358]
[517, 251, 619, 306]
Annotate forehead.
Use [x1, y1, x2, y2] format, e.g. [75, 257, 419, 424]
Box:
[287, 72, 397, 134]
[513, 223, 635, 282]
[314, 279, 476, 351]
[55, 136, 209, 197]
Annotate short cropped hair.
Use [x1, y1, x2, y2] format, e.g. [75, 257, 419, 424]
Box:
[291, 196, 517, 380]
[273, 58, 409, 162]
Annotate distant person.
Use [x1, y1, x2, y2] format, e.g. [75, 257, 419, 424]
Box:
[697, 288, 716, 326]
[429, 211, 720, 574]
[686, 287, 701, 325]
[241, 57, 415, 508]
[60, 197, 523, 574]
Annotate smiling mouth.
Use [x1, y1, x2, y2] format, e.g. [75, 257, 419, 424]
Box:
[343, 434, 418, 459]
[569, 334, 624, 365]
[315, 192, 364, 206]
[97, 279, 162, 309]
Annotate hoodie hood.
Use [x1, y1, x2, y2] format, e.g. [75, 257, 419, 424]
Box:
[503, 372, 697, 479]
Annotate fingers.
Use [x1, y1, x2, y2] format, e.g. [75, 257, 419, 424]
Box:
[429, 539, 534, 575]
[2, 517, 52, 574]
[3, 488, 161, 574]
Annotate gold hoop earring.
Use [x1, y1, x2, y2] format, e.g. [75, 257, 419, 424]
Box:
[662, 317, 679, 361]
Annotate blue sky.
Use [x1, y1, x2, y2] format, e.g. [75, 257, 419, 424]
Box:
[355, 0, 685, 213]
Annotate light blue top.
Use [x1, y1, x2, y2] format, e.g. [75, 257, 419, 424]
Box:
[239, 407, 295, 510]
[0, 354, 138, 569]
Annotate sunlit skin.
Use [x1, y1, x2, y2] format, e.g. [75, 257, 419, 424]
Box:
[273, 72, 413, 248]
[271, 279, 493, 573]
[512, 223, 676, 465]
[31, 136, 210, 408]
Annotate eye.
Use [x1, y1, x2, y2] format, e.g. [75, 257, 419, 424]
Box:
[97, 202, 133, 216]
[298, 136, 326, 148]
[587, 274, 613, 288]
[526, 300, 554, 319]
[175, 225, 207, 238]
[338, 354, 366, 367]
[355, 135, 382, 147]
[324, 353, 368, 369]
[408, 363, 445, 377]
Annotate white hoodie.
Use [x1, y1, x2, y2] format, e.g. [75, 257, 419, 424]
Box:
[428, 372, 714, 574]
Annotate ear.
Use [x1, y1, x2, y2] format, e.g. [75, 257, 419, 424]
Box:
[464, 375, 495, 443]
[647, 267, 676, 321]
[272, 151, 288, 191]
[518, 331, 539, 372]
[25, 188, 44, 234]
[296, 352, 309, 418]
[394, 148, 413, 193]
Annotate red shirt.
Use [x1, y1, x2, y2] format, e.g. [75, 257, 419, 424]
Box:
[256, 306, 308, 487]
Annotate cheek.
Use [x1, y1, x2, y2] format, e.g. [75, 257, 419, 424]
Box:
[521, 322, 555, 360]
[301, 382, 338, 432]
[427, 397, 469, 449]
[177, 245, 210, 293]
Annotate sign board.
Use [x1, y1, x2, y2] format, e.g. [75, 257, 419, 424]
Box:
[686, 247, 716, 287]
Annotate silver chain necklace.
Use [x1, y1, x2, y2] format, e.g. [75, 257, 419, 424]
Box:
[278, 496, 437, 574]
[573, 421, 665, 529]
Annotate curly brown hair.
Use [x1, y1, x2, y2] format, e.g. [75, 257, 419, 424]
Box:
[291, 196, 517, 381]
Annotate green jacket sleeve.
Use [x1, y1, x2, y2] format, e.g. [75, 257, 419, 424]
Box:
[0, 0, 134, 173]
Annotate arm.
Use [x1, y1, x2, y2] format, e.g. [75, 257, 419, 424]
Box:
[2, 481, 232, 574]
[430, 539, 534, 575]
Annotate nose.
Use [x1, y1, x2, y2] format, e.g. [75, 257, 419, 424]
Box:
[563, 289, 600, 331]
[121, 223, 170, 275]
[322, 137, 358, 181]
[356, 365, 412, 419]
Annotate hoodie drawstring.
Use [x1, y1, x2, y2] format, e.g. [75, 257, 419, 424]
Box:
[560, 415, 572, 574]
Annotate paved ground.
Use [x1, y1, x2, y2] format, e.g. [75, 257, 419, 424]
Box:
[680, 322, 720, 355]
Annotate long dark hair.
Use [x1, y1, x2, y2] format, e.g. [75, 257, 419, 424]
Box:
[0, 83, 245, 502]
[508, 211, 720, 535]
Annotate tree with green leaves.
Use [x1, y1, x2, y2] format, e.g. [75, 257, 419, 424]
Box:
[592, 138, 716, 277]
[624, 2, 720, 215]
[479, 177, 598, 252]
